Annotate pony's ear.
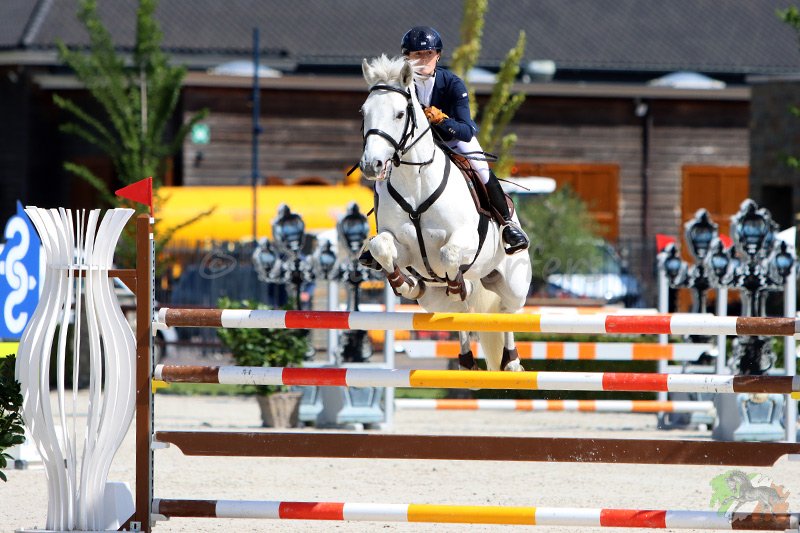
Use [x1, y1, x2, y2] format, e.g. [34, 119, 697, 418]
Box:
[400, 60, 414, 87]
[362, 58, 377, 86]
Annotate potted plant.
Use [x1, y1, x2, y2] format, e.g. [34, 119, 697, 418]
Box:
[216, 298, 309, 428]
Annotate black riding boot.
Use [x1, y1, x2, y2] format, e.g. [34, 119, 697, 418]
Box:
[485, 173, 529, 254]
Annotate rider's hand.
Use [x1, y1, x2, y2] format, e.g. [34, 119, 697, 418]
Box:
[424, 106, 448, 125]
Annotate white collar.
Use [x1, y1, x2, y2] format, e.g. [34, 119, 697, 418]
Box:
[415, 72, 435, 107]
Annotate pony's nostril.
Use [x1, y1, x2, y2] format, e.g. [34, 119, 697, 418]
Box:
[375, 160, 383, 169]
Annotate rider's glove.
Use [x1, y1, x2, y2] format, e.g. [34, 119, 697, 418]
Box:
[424, 106, 449, 125]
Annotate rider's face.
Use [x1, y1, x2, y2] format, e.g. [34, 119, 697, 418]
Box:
[407, 50, 439, 76]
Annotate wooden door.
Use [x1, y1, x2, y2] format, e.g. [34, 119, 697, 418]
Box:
[678, 165, 749, 311]
[512, 162, 619, 240]
[681, 165, 749, 241]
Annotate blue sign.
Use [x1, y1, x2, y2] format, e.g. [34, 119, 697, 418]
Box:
[0, 202, 41, 339]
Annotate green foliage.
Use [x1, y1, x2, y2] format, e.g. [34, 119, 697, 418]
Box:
[450, 0, 487, 117]
[0, 355, 25, 482]
[158, 382, 259, 396]
[55, 0, 207, 192]
[394, 388, 449, 399]
[778, 7, 800, 169]
[450, 0, 526, 177]
[55, 0, 211, 270]
[477, 32, 526, 153]
[515, 186, 602, 288]
[216, 298, 309, 395]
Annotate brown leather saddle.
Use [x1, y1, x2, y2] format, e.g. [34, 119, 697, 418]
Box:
[449, 153, 515, 225]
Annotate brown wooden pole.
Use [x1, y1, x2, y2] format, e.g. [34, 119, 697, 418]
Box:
[155, 431, 800, 467]
[131, 214, 152, 532]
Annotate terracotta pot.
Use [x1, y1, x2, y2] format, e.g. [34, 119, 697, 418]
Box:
[256, 391, 302, 428]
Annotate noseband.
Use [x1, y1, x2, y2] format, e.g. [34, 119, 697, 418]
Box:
[363, 84, 434, 168]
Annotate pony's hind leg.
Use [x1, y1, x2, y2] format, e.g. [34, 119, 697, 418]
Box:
[502, 332, 523, 372]
[458, 332, 479, 370]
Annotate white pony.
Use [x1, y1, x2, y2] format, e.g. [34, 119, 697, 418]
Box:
[359, 55, 532, 371]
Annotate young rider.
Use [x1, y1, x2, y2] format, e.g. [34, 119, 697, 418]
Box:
[401, 25, 529, 254]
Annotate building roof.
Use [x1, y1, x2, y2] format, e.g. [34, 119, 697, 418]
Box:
[3, 0, 800, 78]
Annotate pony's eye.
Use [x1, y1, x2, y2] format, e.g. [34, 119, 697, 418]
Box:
[396, 111, 405, 120]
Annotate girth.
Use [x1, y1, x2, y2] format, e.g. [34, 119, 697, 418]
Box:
[385, 155, 489, 284]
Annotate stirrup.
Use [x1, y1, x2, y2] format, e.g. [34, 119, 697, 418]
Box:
[501, 222, 529, 255]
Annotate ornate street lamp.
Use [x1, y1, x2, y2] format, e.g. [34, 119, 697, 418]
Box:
[333, 203, 378, 362]
[337, 203, 370, 256]
[272, 204, 306, 254]
[660, 243, 686, 287]
[705, 238, 731, 284]
[252, 238, 278, 282]
[684, 209, 716, 261]
[313, 239, 338, 281]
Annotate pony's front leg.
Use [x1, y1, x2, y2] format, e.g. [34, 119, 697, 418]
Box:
[441, 227, 474, 301]
[368, 232, 424, 299]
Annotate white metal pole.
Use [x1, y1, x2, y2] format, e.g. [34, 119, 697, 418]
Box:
[784, 251, 796, 443]
[326, 280, 338, 365]
[716, 287, 728, 375]
[383, 283, 396, 430]
[657, 266, 669, 403]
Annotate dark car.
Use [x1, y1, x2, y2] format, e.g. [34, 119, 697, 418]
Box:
[546, 241, 645, 308]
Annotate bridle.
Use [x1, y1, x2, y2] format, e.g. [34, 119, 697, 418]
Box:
[362, 84, 434, 168]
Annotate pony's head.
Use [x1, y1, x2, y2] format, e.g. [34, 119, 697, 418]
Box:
[359, 55, 418, 181]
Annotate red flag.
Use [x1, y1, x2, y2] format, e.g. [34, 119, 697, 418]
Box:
[115, 177, 153, 216]
[655, 234, 677, 252]
[718, 233, 733, 249]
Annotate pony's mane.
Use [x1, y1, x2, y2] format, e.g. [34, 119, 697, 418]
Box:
[365, 54, 410, 86]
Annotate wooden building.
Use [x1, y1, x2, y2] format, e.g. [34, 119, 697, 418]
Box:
[1, 0, 799, 301]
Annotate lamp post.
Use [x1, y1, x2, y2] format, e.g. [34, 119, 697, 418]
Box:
[253, 204, 316, 310]
[683, 209, 716, 315]
[332, 203, 381, 363]
[710, 199, 795, 441]
[728, 199, 788, 376]
[251, 203, 387, 428]
[660, 209, 719, 316]
[656, 210, 721, 431]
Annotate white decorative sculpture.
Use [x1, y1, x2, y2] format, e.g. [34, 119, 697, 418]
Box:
[16, 208, 135, 532]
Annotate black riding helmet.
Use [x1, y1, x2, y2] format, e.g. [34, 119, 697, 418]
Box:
[401, 26, 443, 55]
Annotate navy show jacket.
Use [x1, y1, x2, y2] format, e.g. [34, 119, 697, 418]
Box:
[421, 67, 478, 143]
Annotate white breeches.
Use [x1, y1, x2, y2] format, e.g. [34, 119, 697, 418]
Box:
[446, 136, 491, 184]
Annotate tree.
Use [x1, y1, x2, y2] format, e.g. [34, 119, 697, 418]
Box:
[778, 6, 800, 169]
[516, 187, 603, 292]
[450, 0, 526, 177]
[54, 0, 211, 268]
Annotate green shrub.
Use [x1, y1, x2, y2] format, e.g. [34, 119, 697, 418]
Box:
[0, 354, 25, 481]
[216, 298, 308, 395]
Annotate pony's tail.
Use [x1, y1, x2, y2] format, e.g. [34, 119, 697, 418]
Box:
[469, 281, 505, 371]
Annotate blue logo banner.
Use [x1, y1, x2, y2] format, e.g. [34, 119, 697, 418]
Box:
[0, 202, 41, 339]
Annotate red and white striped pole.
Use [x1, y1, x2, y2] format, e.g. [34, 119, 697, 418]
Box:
[153, 498, 797, 530]
[154, 365, 800, 394]
[156, 308, 800, 337]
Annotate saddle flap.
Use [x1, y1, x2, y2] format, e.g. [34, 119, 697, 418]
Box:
[450, 154, 515, 223]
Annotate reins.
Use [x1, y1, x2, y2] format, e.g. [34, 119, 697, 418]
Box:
[356, 80, 491, 284]
[360, 84, 435, 169]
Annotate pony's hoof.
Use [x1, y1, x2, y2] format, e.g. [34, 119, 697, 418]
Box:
[503, 359, 524, 372]
[459, 364, 481, 371]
